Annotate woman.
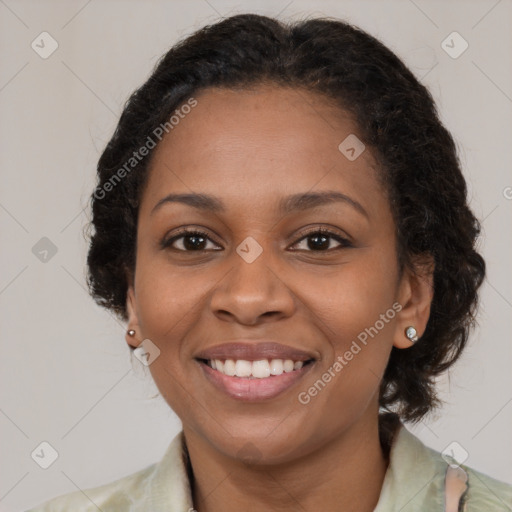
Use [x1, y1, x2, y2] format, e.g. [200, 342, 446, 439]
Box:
[27, 13, 512, 512]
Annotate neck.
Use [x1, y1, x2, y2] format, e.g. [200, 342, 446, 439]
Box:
[184, 407, 392, 512]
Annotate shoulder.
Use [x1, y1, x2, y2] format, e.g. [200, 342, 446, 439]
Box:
[25, 462, 158, 511]
[384, 425, 512, 512]
[460, 463, 512, 510]
[25, 432, 194, 512]
[415, 429, 512, 510]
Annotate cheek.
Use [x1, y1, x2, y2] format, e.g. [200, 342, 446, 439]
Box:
[133, 260, 201, 418]
[306, 246, 399, 344]
[133, 253, 204, 345]
[132, 254, 219, 412]
[299, 250, 399, 408]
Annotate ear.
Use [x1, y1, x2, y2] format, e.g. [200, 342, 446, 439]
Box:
[125, 285, 142, 349]
[393, 256, 434, 349]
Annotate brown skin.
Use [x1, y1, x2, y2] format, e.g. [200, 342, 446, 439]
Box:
[125, 85, 433, 512]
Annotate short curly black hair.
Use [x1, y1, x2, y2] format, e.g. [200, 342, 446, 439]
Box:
[86, 13, 485, 423]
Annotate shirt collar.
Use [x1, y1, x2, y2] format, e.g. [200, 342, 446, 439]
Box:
[374, 420, 447, 511]
[148, 415, 447, 511]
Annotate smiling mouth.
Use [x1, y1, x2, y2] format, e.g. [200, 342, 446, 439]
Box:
[197, 358, 314, 378]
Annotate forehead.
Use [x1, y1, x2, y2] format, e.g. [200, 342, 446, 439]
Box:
[141, 85, 387, 219]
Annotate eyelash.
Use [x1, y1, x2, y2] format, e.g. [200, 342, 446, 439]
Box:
[161, 227, 353, 253]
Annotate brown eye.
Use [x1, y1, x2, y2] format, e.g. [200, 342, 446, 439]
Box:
[291, 229, 352, 252]
[161, 229, 221, 251]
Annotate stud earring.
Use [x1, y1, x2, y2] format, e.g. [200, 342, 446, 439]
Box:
[405, 326, 419, 343]
[127, 329, 136, 337]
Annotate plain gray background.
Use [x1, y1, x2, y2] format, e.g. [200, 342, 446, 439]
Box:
[1, 0, 511, 510]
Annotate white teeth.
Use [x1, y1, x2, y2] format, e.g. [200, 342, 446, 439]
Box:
[224, 359, 236, 376]
[235, 359, 252, 377]
[283, 359, 294, 373]
[269, 359, 283, 375]
[252, 360, 271, 378]
[207, 358, 309, 378]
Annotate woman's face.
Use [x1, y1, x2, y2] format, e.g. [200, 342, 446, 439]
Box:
[126, 85, 427, 463]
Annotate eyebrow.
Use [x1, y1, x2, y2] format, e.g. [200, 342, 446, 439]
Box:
[151, 191, 368, 218]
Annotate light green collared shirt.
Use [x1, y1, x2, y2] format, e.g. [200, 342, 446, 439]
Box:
[26, 421, 512, 511]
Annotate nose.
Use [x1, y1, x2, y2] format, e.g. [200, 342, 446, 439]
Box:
[209, 244, 296, 326]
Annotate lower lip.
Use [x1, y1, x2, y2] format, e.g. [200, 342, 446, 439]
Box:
[197, 361, 314, 401]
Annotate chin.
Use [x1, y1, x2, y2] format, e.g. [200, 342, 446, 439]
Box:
[196, 416, 315, 465]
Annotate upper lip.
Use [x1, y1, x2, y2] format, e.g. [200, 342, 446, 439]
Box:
[195, 341, 316, 362]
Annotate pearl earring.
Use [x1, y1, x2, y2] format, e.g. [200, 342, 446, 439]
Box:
[127, 329, 136, 337]
[405, 326, 419, 343]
